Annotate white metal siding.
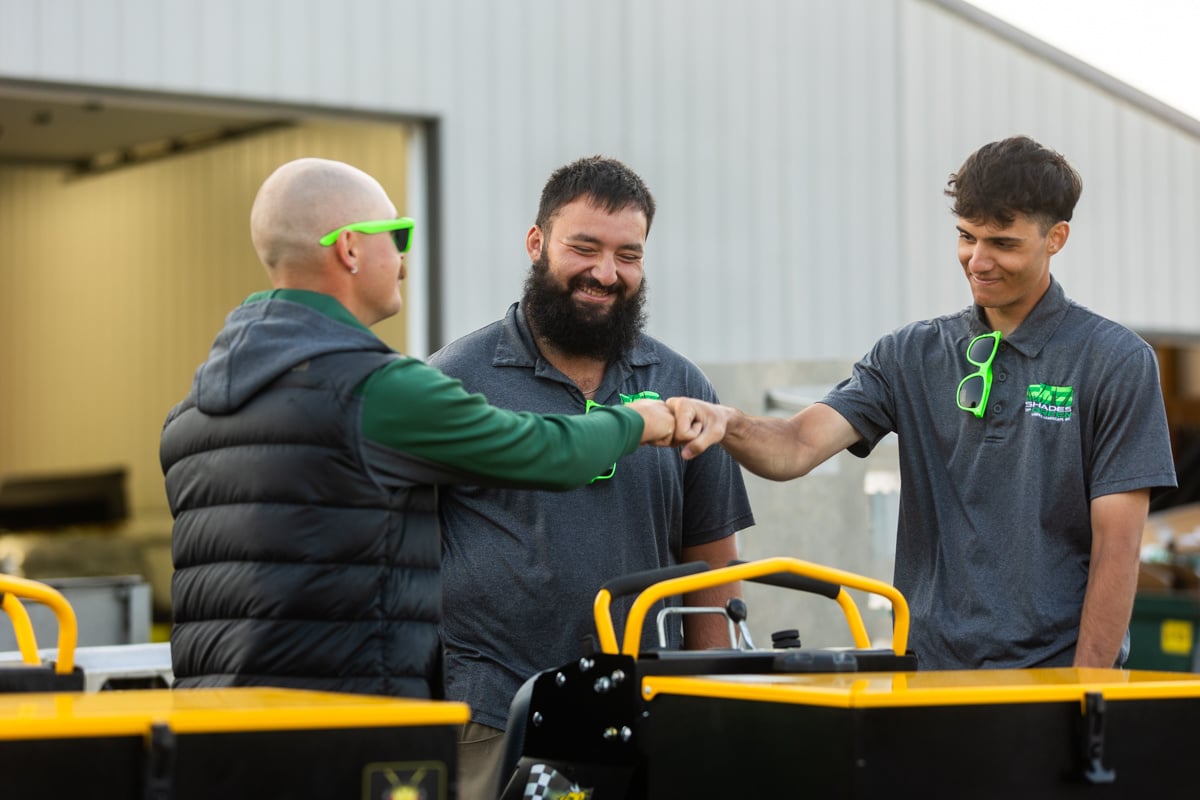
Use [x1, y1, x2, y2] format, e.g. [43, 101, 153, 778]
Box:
[899, 0, 1200, 345]
[2, 0, 1197, 363]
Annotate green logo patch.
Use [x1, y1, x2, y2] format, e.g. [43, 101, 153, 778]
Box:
[1026, 384, 1073, 421]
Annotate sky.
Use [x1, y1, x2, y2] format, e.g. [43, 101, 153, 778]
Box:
[964, 0, 1200, 121]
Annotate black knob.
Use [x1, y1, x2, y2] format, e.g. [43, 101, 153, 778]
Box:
[724, 597, 748, 623]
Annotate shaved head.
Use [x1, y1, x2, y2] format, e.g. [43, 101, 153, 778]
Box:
[250, 158, 395, 273]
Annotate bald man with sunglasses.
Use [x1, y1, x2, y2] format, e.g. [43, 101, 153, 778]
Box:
[161, 157, 675, 700]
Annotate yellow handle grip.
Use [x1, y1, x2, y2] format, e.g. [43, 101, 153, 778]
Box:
[615, 556, 909, 659]
[2, 591, 40, 665]
[0, 575, 78, 674]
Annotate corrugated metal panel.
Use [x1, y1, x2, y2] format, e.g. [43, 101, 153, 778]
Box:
[1, 0, 1197, 367]
[408, 0, 908, 363]
[898, 0, 1200, 350]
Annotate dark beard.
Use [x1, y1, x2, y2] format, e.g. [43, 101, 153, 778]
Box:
[521, 251, 647, 362]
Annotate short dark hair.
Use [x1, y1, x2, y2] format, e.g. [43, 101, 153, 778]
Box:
[945, 136, 1082, 232]
[535, 155, 656, 233]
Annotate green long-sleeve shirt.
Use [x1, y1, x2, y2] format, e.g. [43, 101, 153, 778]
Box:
[255, 289, 644, 490]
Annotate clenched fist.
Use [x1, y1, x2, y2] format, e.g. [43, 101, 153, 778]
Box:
[628, 398, 676, 446]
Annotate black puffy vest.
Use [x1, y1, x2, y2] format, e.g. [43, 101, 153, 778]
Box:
[162, 351, 442, 698]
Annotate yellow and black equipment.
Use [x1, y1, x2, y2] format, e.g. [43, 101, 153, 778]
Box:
[1, 574, 468, 799]
[500, 557, 1200, 799]
[1, 573, 85, 693]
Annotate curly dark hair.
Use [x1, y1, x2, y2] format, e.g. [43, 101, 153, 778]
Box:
[535, 155, 656, 233]
[945, 136, 1082, 233]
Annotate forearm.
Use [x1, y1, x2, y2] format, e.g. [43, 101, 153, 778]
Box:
[723, 404, 859, 481]
[1075, 558, 1139, 668]
[1074, 491, 1148, 668]
[681, 536, 742, 649]
[682, 583, 741, 649]
[361, 359, 641, 489]
[721, 410, 818, 481]
[671, 398, 858, 479]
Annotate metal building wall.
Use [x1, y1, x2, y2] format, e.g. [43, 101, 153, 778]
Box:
[900, 0, 1200, 341]
[1, 0, 1196, 366]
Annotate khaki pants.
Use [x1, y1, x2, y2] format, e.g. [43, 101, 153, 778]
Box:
[458, 721, 506, 800]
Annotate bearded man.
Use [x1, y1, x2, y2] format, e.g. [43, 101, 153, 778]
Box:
[428, 155, 756, 800]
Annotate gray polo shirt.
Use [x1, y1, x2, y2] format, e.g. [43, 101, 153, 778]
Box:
[431, 302, 755, 728]
[822, 278, 1176, 669]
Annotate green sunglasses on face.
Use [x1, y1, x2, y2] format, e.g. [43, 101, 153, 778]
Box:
[956, 331, 1002, 418]
[318, 217, 415, 253]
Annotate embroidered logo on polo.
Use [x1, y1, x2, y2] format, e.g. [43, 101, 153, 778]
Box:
[1025, 384, 1073, 421]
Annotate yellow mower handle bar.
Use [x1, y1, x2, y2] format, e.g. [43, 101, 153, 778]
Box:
[593, 562, 709, 655]
[723, 558, 871, 650]
[0, 574, 78, 674]
[2, 591, 39, 665]
[599, 556, 909, 659]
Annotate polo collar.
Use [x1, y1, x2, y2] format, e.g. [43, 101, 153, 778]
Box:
[970, 277, 1070, 359]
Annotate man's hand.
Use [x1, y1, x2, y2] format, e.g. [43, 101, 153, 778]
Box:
[667, 397, 733, 460]
[628, 398, 676, 446]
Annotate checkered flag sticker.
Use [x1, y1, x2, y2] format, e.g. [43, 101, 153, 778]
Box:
[522, 763, 593, 800]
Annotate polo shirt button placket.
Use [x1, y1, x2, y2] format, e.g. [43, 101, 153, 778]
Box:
[993, 371, 1006, 415]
